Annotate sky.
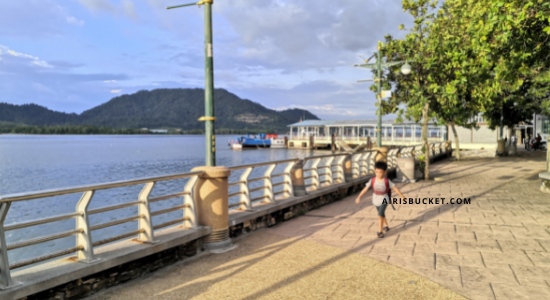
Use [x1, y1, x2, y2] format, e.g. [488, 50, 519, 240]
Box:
[0, 0, 414, 120]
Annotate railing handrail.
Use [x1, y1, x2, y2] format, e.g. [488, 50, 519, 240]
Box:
[0, 171, 204, 203]
[304, 153, 347, 160]
[228, 158, 300, 171]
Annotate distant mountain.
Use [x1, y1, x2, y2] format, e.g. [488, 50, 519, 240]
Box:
[0, 88, 319, 131]
[0, 103, 78, 126]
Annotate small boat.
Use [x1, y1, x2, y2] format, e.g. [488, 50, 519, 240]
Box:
[228, 134, 281, 150]
[228, 137, 244, 150]
[267, 134, 286, 148]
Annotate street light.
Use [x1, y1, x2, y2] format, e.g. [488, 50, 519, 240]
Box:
[167, 0, 216, 166]
[354, 44, 413, 147]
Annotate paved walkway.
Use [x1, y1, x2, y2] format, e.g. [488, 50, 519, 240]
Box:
[90, 150, 548, 300]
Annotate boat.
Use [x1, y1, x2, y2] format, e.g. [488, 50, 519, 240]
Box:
[267, 134, 286, 148]
[228, 134, 270, 149]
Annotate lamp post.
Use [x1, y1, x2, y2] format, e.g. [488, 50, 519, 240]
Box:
[168, 0, 216, 166]
[355, 44, 412, 147]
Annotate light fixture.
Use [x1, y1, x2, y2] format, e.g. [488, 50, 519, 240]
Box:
[401, 63, 412, 75]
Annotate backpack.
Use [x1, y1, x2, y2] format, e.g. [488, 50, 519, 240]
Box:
[372, 177, 396, 210]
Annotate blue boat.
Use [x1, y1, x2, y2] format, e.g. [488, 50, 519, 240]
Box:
[228, 134, 271, 149]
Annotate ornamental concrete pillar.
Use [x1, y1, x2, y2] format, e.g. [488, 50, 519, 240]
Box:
[191, 166, 235, 253]
[290, 159, 306, 196]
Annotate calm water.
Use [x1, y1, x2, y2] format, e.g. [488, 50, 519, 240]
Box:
[0, 135, 326, 265]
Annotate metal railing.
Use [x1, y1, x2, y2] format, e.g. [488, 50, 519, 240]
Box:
[0, 171, 202, 288]
[227, 159, 299, 211]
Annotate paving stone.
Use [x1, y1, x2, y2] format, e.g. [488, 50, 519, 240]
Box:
[525, 251, 550, 267]
[388, 255, 435, 271]
[481, 252, 534, 269]
[510, 265, 550, 280]
[492, 283, 550, 300]
[416, 242, 458, 255]
[458, 241, 503, 254]
[497, 240, 546, 252]
[438, 233, 477, 242]
[461, 266, 518, 284]
[437, 254, 484, 271]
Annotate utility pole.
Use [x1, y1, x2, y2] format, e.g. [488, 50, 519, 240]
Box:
[354, 43, 412, 148]
[168, 0, 216, 166]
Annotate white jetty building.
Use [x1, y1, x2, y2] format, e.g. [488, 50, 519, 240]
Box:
[287, 119, 448, 149]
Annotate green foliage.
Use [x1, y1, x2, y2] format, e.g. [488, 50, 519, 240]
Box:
[0, 89, 319, 132]
[0, 124, 147, 135]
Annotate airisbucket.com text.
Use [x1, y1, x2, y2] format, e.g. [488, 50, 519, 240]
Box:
[382, 198, 471, 205]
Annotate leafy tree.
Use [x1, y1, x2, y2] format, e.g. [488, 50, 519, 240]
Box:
[374, 0, 440, 179]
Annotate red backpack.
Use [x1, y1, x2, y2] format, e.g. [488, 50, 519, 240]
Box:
[372, 177, 395, 210]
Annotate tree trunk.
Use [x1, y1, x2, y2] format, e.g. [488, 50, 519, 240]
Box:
[450, 121, 460, 161]
[422, 102, 430, 180]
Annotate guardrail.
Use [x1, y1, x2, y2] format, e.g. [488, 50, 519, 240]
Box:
[350, 151, 377, 179]
[0, 171, 202, 289]
[0, 142, 453, 292]
[303, 154, 348, 191]
[227, 159, 299, 211]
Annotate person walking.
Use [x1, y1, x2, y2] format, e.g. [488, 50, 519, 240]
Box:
[355, 161, 406, 238]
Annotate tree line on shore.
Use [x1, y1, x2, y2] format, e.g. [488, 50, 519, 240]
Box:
[0, 124, 279, 135]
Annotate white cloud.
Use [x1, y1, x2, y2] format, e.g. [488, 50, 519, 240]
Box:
[77, 0, 117, 14]
[77, 0, 138, 20]
[0, 45, 52, 68]
[276, 104, 359, 117]
[122, 1, 138, 21]
[104, 80, 117, 83]
[110, 89, 122, 93]
[66, 16, 85, 26]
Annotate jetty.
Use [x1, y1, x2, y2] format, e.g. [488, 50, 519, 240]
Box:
[287, 120, 447, 149]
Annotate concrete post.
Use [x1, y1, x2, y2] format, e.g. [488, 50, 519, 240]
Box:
[496, 139, 506, 156]
[373, 147, 388, 163]
[445, 141, 452, 157]
[191, 166, 235, 253]
[290, 159, 307, 196]
[343, 154, 353, 182]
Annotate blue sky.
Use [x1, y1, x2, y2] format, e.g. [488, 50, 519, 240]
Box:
[0, 0, 413, 120]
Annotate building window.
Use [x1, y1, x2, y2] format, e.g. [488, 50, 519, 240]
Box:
[543, 119, 550, 134]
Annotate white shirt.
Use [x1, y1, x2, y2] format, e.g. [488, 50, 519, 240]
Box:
[365, 177, 395, 206]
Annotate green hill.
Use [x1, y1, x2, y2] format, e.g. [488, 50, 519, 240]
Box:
[0, 88, 319, 132]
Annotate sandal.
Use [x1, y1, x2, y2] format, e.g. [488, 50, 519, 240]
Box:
[377, 232, 384, 238]
[383, 226, 390, 232]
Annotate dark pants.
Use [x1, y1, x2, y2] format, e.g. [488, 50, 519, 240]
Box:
[376, 204, 388, 218]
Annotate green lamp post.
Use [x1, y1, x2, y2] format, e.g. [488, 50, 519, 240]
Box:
[167, 0, 216, 166]
[355, 44, 412, 147]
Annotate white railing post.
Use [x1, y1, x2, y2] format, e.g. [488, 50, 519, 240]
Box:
[183, 176, 199, 229]
[351, 154, 360, 179]
[0, 202, 19, 290]
[138, 182, 157, 244]
[334, 155, 346, 183]
[239, 167, 253, 210]
[264, 164, 277, 204]
[361, 152, 370, 177]
[75, 190, 100, 263]
[324, 157, 335, 186]
[310, 158, 321, 190]
[283, 161, 296, 198]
